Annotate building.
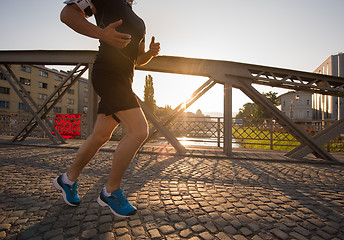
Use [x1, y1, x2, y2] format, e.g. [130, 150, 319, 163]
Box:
[0, 64, 88, 115]
[279, 91, 313, 121]
[78, 78, 89, 114]
[278, 53, 344, 121]
[313, 52, 344, 120]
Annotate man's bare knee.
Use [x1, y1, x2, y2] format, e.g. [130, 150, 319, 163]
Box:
[90, 133, 111, 145]
[129, 126, 148, 144]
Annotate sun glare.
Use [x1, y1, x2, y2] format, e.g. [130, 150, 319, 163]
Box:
[181, 101, 187, 111]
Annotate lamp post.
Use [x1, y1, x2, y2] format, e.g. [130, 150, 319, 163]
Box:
[290, 94, 300, 120]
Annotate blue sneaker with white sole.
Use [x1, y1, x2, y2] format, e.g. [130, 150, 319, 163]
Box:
[53, 174, 80, 207]
[97, 188, 137, 218]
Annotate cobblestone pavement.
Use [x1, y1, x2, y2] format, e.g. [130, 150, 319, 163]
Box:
[1, 144, 344, 240]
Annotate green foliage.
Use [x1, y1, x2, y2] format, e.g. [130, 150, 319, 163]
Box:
[155, 105, 174, 119]
[233, 127, 343, 152]
[232, 127, 299, 151]
[143, 74, 156, 113]
[236, 91, 279, 123]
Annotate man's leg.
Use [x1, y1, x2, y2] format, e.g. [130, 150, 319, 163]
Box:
[106, 107, 148, 192]
[54, 114, 118, 206]
[67, 114, 119, 181]
[97, 107, 148, 217]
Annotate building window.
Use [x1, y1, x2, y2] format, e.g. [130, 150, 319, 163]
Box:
[21, 65, 31, 73]
[54, 75, 63, 81]
[54, 107, 62, 113]
[0, 87, 10, 94]
[67, 108, 74, 114]
[20, 77, 31, 86]
[307, 100, 310, 105]
[68, 89, 75, 94]
[38, 70, 48, 78]
[306, 111, 310, 118]
[67, 98, 74, 105]
[84, 87, 88, 93]
[38, 93, 48, 100]
[38, 82, 48, 89]
[298, 111, 302, 119]
[83, 106, 88, 113]
[84, 97, 88, 103]
[326, 64, 329, 75]
[0, 101, 9, 108]
[18, 103, 28, 110]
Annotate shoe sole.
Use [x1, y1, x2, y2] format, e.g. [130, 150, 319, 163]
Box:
[97, 195, 133, 218]
[53, 177, 79, 207]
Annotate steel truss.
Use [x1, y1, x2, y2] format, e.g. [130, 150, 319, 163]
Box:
[0, 63, 88, 143]
[1, 51, 343, 162]
[285, 118, 344, 159]
[233, 79, 337, 161]
[248, 69, 344, 97]
[137, 56, 344, 161]
[139, 78, 216, 153]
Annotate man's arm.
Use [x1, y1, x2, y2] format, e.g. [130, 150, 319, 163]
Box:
[60, 4, 131, 49]
[136, 36, 160, 66]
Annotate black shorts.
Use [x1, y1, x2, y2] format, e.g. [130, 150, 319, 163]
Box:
[91, 59, 139, 123]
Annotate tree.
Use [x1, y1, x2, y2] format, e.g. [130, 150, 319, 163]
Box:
[196, 109, 203, 116]
[263, 91, 279, 105]
[236, 91, 278, 122]
[236, 103, 258, 120]
[143, 74, 156, 112]
[155, 105, 173, 119]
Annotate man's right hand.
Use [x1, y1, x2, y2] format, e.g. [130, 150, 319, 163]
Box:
[101, 20, 131, 48]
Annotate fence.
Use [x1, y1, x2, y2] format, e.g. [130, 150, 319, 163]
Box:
[1, 113, 343, 152]
[231, 118, 344, 152]
[0, 113, 123, 141]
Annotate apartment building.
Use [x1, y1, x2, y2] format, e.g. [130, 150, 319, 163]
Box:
[278, 53, 343, 121]
[313, 52, 344, 120]
[0, 65, 88, 115]
[279, 91, 313, 120]
[78, 78, 89, 114]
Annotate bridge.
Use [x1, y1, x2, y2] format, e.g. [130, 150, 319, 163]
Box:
[0, 50, 343, 162]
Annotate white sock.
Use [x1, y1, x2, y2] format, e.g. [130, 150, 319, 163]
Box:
[62, 173, 75, 185]
[103, 187, 111, 197]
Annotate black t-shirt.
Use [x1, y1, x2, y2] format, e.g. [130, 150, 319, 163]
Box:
[92, 0, 146, 69]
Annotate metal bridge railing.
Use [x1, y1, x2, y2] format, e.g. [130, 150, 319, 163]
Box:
[1, 113, 343, 152]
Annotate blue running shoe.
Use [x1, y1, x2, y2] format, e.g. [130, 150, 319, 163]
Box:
[97, 188, 137, 218]
[53, 174, 80, 207]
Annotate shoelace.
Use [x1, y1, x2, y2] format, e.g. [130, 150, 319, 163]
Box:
[68, 182, 79, 196]
[110, 190, 129, 207]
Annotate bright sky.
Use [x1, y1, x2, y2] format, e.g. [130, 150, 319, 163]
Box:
[1, 0, 343, 116]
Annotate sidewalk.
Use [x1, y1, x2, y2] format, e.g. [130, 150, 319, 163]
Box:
[0, 137, 344, 239]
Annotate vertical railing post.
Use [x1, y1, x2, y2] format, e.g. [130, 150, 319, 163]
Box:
[217, 117, 221, 147]
[224, 81, 232, 156]
[270, 118, 274, 150]
[87, 63, 98, 137]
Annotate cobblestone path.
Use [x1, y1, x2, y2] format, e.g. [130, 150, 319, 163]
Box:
[0, 144, 343, 239]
